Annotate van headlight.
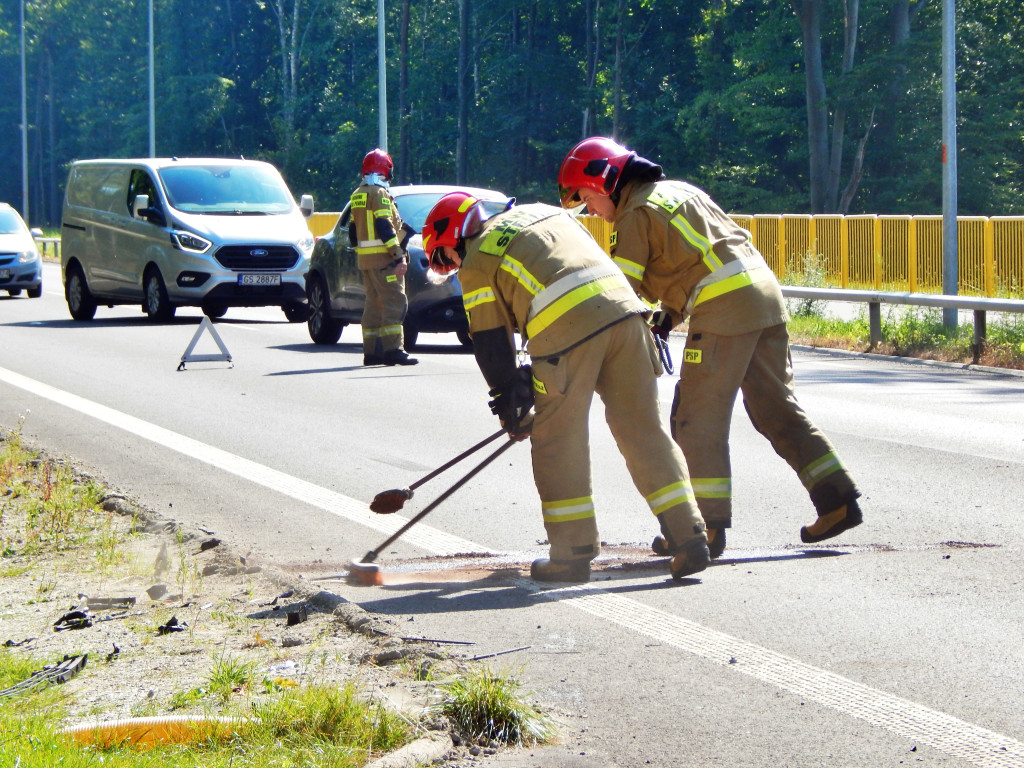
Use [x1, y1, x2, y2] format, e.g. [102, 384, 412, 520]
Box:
[16, 250, 39, 264]
[170, 231, 212, 253]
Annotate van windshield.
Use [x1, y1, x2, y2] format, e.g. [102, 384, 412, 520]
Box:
[160, 165, 295, 215]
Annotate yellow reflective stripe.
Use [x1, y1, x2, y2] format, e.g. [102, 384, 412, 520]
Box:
[373, 208, 393, 218]
[525, 275, 624, 340]
[692, 266, 774, 308]
[646, 481, 696, 516]
[350, 192, 368, 207]
[463, 286, 496, 311]
[669, 214, 722, 271]
[799, 452, 843, 490]
[530, 263, 625, 318]
[499, 256, 543, 296]
[542, 496, 596, 523]
[362, 324, 403, 340]
[613, 256, 645, 281]
[691, 477, 731, 500]
[355, 245, 389, 255]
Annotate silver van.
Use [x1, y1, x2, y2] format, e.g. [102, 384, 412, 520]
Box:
[61, 157, 315, 322]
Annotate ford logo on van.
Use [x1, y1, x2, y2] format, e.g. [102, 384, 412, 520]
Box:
[251, 248, 269, 257]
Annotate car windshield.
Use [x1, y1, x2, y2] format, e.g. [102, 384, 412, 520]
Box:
[393, 193, 450, 232]
[159, 165, 295, 215]
[0, 209, 28, 235]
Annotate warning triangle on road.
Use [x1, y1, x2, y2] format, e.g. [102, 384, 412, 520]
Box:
[177, 317, 233, 371]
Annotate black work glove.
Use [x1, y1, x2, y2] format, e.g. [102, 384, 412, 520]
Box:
[650, 309, 673, 341]
[488, 365, 534, 439]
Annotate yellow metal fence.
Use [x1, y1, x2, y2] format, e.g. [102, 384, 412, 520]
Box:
[311, 211, 1024, 299]
[579, 213, 1024, 299]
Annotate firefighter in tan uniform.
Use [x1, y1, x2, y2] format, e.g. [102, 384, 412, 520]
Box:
[421, 191, 710, 582]
[558, 137, 863, 558]
[350, 149, 417, 366]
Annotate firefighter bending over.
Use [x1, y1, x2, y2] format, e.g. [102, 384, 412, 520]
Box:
[422, 192, 710, 582]
[350, 149, 417, 366]
[558, 137, 863, 558]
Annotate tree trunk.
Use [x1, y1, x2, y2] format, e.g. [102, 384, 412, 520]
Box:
[612, 0, 624, 138]
[791, 0, 829, 213]
[825, 0, 860, 211]
[397, 0, 411, 181]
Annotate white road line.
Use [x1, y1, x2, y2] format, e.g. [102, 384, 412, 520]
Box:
[0, 366, 490, 557]
[3, 364, 1022, 767]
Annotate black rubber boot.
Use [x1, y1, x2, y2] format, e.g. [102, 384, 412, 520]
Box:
[530, 558, 592, 583]
[383, 349, 418, 366]
[669, 535, 711, 580]
[800, 499, 863, 544]
[653, 528, 725, 560]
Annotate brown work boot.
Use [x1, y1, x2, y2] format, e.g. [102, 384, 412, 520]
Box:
[653, 528, 726, 560]
[800, 499, 863, 544]
[530, 558, 592, 583]
[669, 535, 711, 580]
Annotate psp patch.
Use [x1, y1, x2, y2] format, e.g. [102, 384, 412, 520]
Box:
[684, 348, 703, 364]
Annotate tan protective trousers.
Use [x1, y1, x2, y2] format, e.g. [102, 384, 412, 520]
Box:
[360, 265, 408, 355]
[530, 316, 707, 562]
[671, 322, 859, 528]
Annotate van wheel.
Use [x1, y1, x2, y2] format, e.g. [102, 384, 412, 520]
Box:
[202, 302, 228, 319]
[143, 268, 176, 321]
[66, 265, 97, 321]
[306, 276, 343, 344]
[283, 301, 309, 323]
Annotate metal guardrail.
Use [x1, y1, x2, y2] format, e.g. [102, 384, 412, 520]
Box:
[780, 286, 1024, 359]
[36, 237, 61, 261]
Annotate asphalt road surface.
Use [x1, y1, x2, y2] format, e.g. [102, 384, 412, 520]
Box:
[2, 261, 1023, 767]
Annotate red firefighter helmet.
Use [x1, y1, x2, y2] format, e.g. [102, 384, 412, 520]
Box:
[557, 136, 635, 208]
[422, 192, 482, 274]
[361, 148, 394, 180]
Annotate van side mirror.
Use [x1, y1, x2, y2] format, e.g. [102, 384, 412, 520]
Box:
[299, 194, 314, 218]
[133, 194, 165, 227]
[133, 195, 150, 218]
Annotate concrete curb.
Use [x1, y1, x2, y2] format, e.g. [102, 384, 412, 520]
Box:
[790, 343, 1024, 379]
[365, 734, 452, 768]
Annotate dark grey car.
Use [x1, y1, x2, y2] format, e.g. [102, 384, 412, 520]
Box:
[304, 184, 507, 350]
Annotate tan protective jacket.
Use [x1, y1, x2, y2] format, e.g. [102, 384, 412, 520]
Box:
[612, 179, 787, 335]
[459, 203, 648, 359]
[350, 183, 405, 270]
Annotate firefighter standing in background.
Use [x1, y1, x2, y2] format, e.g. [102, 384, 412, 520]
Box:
[350, 149, 418, 366]
[558, 137, 863, 558]
[422, 191, 710, 582]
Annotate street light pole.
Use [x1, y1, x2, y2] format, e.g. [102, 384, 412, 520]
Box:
[377, 0, 387, 151]
[149, 0, 155, 157]
[941, 0, 958, 329]
[20, 0, 29, 222]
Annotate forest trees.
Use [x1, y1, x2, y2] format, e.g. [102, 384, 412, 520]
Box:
[0, 0, 1021, 225]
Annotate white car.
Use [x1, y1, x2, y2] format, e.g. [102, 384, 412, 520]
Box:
[0, 202, 43, 298]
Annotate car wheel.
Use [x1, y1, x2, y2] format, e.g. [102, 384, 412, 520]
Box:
[456, 328, 473, 349]
[143, 268, 176, 321]
[7, 289, 22, 297]
[306, 276, 343, 344]
[403, 322, 419, 352]
[282, 301, 309, 323]
[202, 301, 229, 319]
[27, 286, 42, 299]
[66, 265, 97, 321]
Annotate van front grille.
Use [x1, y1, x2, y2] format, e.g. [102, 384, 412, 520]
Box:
[214, 245, 299, 271]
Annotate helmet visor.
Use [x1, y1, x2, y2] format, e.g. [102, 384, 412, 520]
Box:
[558, 183, 582, 209]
